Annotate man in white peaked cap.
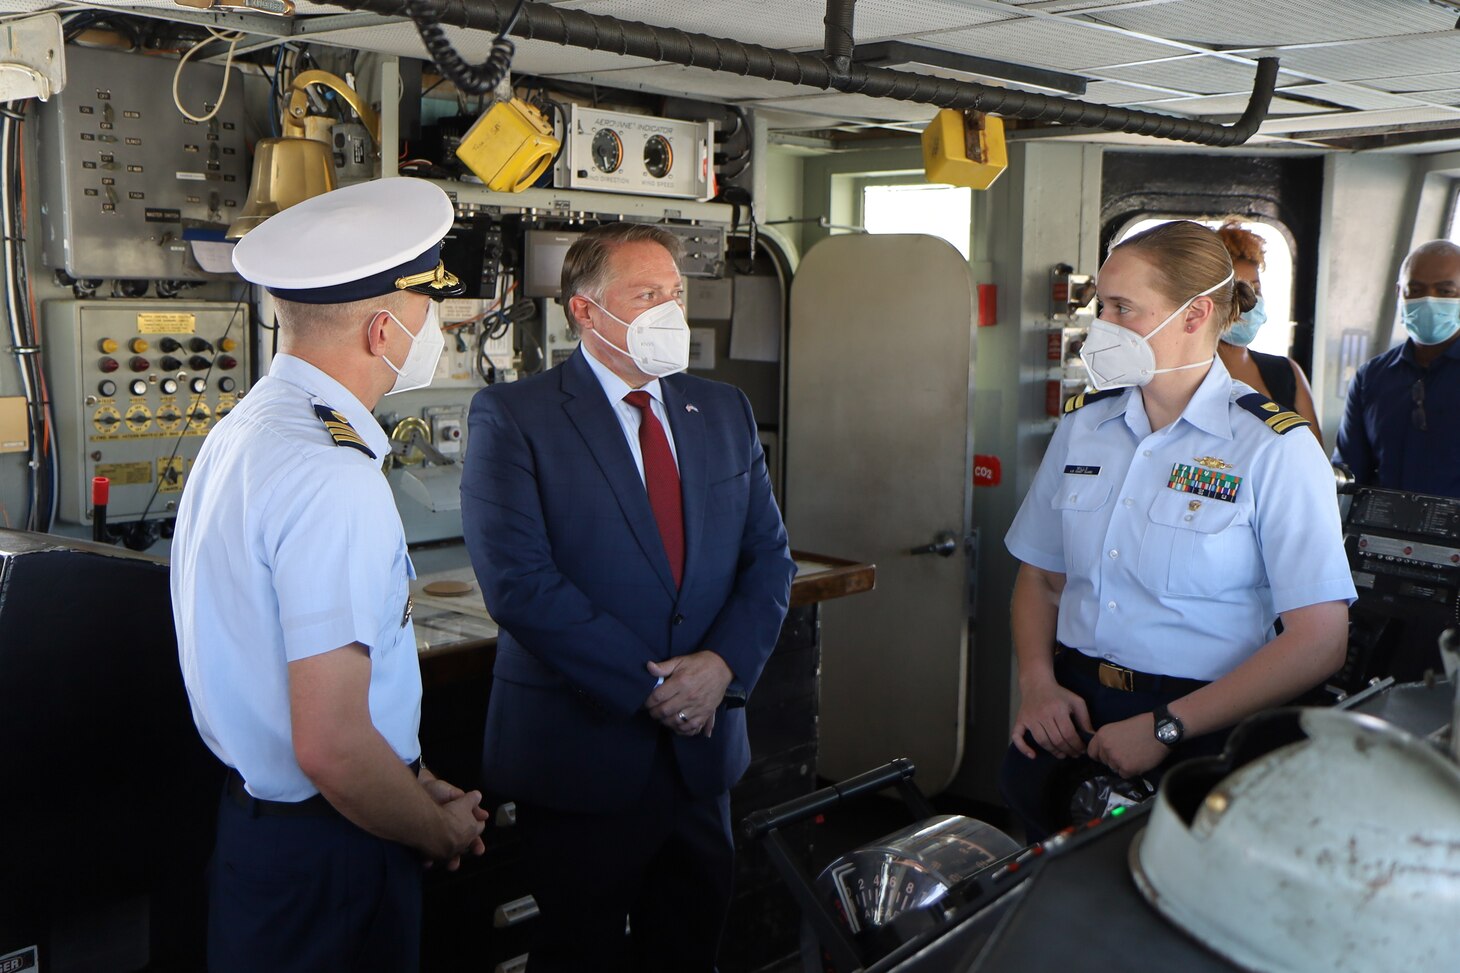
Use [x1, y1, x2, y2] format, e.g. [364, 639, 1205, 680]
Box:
[171, 178, 485, 973]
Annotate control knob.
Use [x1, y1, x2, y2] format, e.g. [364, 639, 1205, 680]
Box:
[189, 355, 212, 371]
[159, 337, 182, 353]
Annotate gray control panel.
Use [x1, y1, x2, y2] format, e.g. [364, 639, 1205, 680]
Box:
[44, 300, 250, 524]
[37, 47, 249, 280]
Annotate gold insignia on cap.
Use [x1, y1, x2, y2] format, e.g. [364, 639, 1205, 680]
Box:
[1194, 456, 1232, 471]
[395, 262, 461, 293]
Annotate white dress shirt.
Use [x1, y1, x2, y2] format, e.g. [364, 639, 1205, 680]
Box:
[582, 340, 680, 481]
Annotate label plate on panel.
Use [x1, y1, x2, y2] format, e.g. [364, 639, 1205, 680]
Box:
[137, 312, 196, 334]
[95, 461, 152, 486]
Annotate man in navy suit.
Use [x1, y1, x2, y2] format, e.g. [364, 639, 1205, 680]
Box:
[460, 223, 795, 972]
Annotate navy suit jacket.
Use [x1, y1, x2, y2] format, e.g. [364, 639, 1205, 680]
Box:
[460, 348, 795, 813]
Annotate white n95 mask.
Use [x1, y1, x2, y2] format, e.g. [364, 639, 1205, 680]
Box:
[380, 303, 444, 395]
[585, 297, 691, 378]
[1080, 271, 1233, 391]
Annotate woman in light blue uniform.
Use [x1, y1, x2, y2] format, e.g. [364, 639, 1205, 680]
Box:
[1001, 220, 1355, 840]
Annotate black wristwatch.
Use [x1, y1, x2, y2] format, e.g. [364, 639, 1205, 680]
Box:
[1153, 703, 1185, 747]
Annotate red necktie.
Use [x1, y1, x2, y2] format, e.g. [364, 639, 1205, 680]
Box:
[624, 390, 684, 588]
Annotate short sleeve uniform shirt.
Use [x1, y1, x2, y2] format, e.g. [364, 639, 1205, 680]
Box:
[1007, 358, 1356, 681]
[171, 354, 421, 801]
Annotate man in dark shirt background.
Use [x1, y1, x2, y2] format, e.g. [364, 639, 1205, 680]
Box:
[1335, 240, 1460, 498]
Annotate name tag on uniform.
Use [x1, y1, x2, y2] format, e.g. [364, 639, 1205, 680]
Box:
[1064, 464, 1101, 475]
[1168, 463, 1241, 502]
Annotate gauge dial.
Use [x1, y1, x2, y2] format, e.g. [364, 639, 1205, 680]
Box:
[186, 400, 212, 432]
[92, 405, 123, 436]
[592, 128, 623, 173]
[643, 134, 673, 179]
[125, 404, 153, 434]
[155, 405, 184, 434]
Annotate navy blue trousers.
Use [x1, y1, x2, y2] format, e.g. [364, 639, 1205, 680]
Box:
[208, 791, 422, 973]
[999, 651, 1228, 842]
[516, 731, 735, 973]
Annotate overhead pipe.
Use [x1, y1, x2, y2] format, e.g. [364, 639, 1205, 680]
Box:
[353, 0, 1277, 147]
[822, 0, 856, 81]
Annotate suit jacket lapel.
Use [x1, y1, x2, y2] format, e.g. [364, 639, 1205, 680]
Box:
[560, 350, 678, 597]
[663, 377, 706, 593]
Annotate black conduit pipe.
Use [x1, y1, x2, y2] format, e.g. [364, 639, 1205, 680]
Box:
[823, 0, 856, 80]
[358, 0, 1278, 147]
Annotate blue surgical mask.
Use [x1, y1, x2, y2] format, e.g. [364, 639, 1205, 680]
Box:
[1403, 297, 1460, 346]
[1223, 293, 1267, 348]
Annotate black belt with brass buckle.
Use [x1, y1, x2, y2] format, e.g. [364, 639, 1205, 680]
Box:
[1058, 646, 1207, 695]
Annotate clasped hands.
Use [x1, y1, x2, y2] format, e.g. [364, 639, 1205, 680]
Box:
[1010, 682, 1170, 779]
[644, 650, 733, 737]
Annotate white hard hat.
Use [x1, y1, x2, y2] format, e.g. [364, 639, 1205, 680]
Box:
[1130, 707, 1460, 973]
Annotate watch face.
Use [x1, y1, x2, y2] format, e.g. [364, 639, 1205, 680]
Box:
[1156, 721, 1180, 745]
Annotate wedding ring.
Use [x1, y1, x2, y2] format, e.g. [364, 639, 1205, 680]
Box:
[677, 710, 689, 723]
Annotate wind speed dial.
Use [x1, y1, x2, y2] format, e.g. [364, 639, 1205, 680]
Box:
[592, 128, 624, 173]
[643, 134, 673, 178]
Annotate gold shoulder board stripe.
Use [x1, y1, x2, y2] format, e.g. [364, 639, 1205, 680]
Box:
[312, 403, 377, 458]
[1063, 387, 1122, 415]
[1236, 392, 1310, 435]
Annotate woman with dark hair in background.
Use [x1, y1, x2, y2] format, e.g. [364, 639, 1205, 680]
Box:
[1214, 221, 1323, 442]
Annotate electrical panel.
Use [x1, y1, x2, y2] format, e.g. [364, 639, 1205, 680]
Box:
[555, 106, 714, 200]
[36, 47, 249, 280]
[44, 300, 250, 524]
[660, 223, 727, 278]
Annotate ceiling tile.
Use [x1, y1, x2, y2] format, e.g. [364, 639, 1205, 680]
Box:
[1088, 0, 1455, 47]
[929, 16, 1182, 71]
[1133, 93, 1332, 116]
[1367, 71, 1460, 93]
[557, 0, 1009, 50]
[1259, 104, 1460, 134]
[1261, 32, 1460, 82]
[1277, 82, 1420, 111]
[747, 90, 939, 124]
[1092, 55, 1265, 95]
[546, 63, 810, 102]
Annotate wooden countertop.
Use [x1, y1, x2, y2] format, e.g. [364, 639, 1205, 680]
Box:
[410, 545, 875, 686]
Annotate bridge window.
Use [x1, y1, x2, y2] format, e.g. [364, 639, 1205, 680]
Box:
[862, 183, 972, 260]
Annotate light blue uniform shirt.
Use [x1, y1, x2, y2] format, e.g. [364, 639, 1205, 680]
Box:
[172, 354, 421, 802]
[581, 342, 680, 481]
[1007, 357, 1356, 681]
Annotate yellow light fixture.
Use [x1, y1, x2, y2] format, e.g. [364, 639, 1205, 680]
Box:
[921, 109, 1008, 191]
[455, 98, 560, 193]
[227, 70, 380, 239]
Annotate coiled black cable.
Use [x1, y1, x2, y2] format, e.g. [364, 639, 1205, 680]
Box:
[408, 0, 527, 95]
